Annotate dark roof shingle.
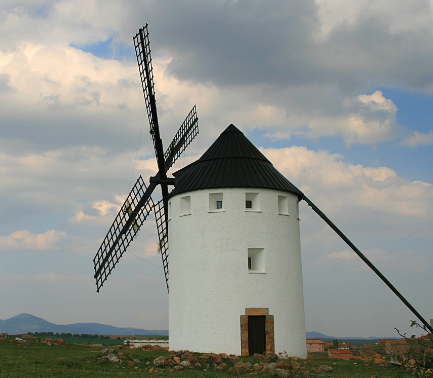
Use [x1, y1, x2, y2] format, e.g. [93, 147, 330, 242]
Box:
[169, 124, 303, 198]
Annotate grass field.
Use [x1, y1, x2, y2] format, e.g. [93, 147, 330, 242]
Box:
[0, 337, 415, 377]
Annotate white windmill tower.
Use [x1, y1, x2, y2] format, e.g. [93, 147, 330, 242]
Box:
[93, 24, 433, 360]
[168, 124, 306, 357]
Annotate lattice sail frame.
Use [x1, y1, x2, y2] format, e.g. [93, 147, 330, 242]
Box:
[93, 176, 154, 292]
[154, 200, 169, 291]
[94, 24, 199, 294]
[133, 25, 160, 157]
[164, 105, 199, 171]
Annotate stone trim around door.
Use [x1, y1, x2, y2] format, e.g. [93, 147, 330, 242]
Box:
[240, 308, 275, 356]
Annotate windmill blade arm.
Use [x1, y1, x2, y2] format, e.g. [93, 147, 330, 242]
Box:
[164, 105, 199, 171]
[302, 195, 433, 333]
[154, 200, 169, 293]
[133, 25, 166, 173]
[93, 176, 156, 292]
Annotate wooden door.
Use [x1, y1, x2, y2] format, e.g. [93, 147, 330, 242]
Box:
[248, 315, 266, 355]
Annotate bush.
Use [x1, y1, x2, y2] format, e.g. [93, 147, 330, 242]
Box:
[394, 321, 433, 377]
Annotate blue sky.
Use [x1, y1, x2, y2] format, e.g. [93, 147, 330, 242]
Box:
[1, 0, 433, 339]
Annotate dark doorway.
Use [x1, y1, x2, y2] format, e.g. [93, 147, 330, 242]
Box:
[248, 315, 266, 355]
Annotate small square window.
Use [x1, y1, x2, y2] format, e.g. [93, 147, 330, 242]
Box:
[245, 193, 260, 211]
[248, 248, 265, 273]
[209, 193, 223, 211]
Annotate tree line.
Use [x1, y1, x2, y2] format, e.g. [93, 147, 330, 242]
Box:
[27, 332, 120, 340]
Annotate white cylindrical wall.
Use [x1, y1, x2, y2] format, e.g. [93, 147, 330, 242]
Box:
[168, 188, 306, 357]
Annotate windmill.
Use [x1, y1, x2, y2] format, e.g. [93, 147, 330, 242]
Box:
[93, 24, 198, 294]
[93, 24, 432, 358]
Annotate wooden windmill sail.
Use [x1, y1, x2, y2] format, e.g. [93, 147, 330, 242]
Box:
[93, 24, 198, 293]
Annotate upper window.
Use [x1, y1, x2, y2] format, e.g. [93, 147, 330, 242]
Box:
[180, 196, 191, 216]
[209, 193, 223, 211]
[245, 193, 260, 211]
[278, 195, 289, 215]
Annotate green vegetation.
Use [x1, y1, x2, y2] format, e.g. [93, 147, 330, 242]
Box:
[0, 337, 417, 377]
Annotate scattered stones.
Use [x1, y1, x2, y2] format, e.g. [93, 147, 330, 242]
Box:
[209, 353, 223, 364]
[253, 353, 270, 363]
[275, 368, 291, 377]
[107, 354, 121, 363]
[262, 362, 276, 372]
[153, 356, 167, 366]
[180, 360, 191, 367]
[275, 360, 291, 369]
[291, 360, 301, 369]
[173, 356, 181, 364]
[215, 363, 227, 371]
[181, 351, 198, 363]
[320, 364, 333, 371]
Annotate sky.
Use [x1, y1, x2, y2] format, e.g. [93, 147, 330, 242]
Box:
[1, 0, 433, 339]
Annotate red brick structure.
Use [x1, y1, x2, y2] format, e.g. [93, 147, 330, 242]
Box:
[306, 339, 325, 352]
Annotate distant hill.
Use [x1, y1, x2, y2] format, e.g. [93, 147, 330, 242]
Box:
[306, 331, 330, 339]
[0, 314, 168, 336]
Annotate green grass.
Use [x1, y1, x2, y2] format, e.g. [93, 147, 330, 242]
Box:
[0, 338, 415, 377]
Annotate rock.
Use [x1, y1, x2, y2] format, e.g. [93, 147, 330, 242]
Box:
[210, 353, 223, 364]
[165, 359, 175, 365]
[180, 360, 191, 367]
[305, 360, 319, 366]
[134, 359, 141, 363]
[215, 363, 226, 371]
[275, 360, 291, 369]
[181, 351, 198, 363]
[275, 368, 291, 377]
[219, 353, 228, 359]
[291, 361, 301, 369]
[320, 365, 333, 371]
[194, 362, 202, 367]
[234, 360, 246, 369]
[173, 356, 181, 364]
[173, 365, 184, 371]
[107, 354, 121, 363]
[153, 356, 167, 366]
[117, 353, 125, 358]
[253, 353, 270, 363]
[262, 362, 276, 372]
[267, 352, 278, 361]
[244, 361, 252, 369]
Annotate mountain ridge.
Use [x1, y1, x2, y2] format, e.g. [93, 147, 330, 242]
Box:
[1, 313, 396, 340]
[0, 313, 168, 336]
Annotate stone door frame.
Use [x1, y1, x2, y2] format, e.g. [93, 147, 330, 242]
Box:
[240, 308, 275, 356]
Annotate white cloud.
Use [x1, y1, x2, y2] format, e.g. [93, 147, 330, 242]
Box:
[262, 146, 433, 217]
[0, 229, 67, 251]
[401, 131, 433, 147]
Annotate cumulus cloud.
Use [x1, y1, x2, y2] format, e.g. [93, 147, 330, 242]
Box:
[262, 146, 433, 217]
[0, 229, 67, 251]
[400, 131, 433, 147]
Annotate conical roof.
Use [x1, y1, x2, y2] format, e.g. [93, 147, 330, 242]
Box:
[169, 124, 303, 198]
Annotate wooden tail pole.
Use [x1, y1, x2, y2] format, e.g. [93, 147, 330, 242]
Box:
[302, 195, 433, 334]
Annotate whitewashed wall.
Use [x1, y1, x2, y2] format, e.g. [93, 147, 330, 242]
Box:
[168, 187, 306, 357]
